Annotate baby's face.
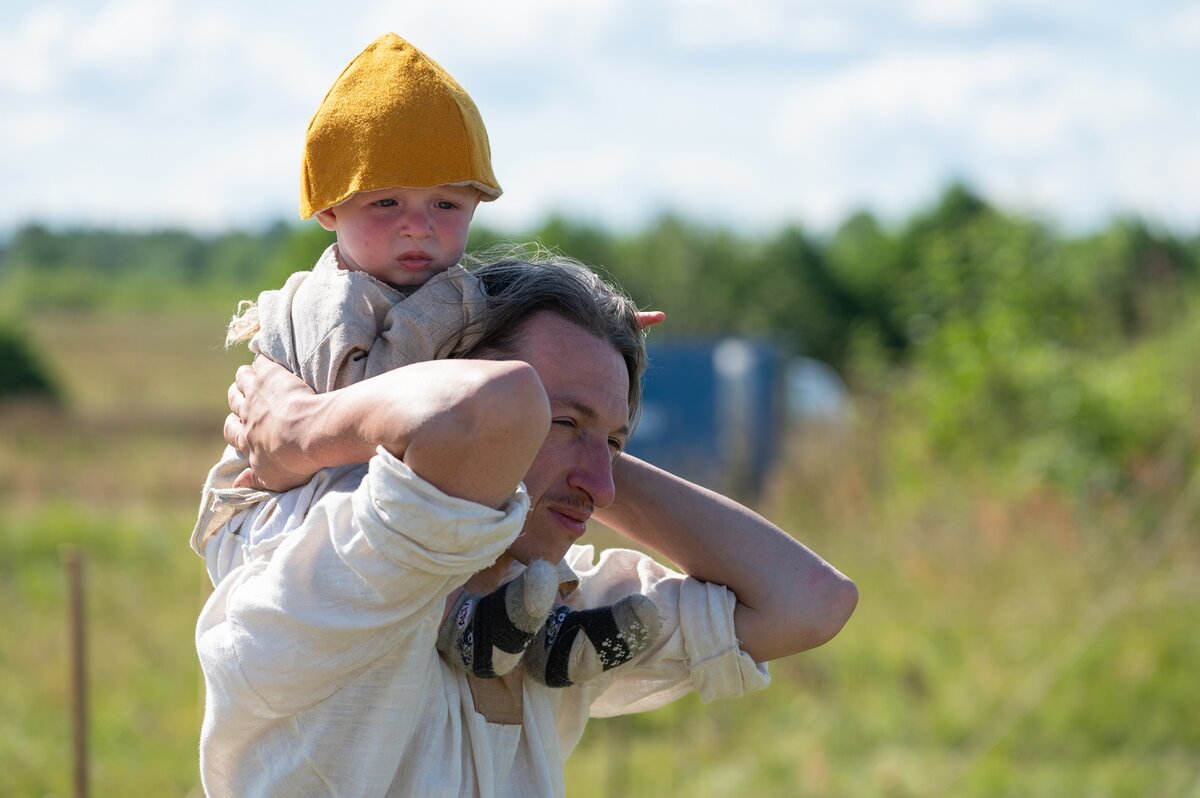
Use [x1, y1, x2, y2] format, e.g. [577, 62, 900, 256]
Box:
[315, 184, 480, 287]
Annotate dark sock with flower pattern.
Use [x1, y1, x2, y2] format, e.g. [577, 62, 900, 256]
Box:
[436, 559, 557, 678]
[523, 594, 662, 687]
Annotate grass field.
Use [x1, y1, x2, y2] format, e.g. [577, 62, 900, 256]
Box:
[2, 311, 1198, 796]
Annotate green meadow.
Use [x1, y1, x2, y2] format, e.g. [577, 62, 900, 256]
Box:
[4, 310, 1196, 797]
[3, 192, 1199, 795]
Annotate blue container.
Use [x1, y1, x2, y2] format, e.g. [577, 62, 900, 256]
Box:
[627, 337, 783, 497]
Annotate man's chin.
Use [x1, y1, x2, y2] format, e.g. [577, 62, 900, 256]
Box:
[507, 531, 573, 567]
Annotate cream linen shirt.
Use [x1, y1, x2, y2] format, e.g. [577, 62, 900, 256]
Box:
[196, 448, 769, 797]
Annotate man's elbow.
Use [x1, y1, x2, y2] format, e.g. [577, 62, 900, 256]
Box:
[449, 360, 550, 475]
[406, 361, 549, 507]
[782, 570, 858, 655]
[467, 361, 550, 453]
[808, 572, 858, 649]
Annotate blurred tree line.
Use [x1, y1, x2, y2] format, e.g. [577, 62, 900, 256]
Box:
[3, 183, 1197, 498]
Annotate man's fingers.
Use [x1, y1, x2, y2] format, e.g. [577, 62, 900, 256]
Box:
[637, 310, 666, 329]
[223, 412, 244, 450]
[235, 362, 256, 393]
[227, 381, 243, 417]
[229, 363, 257, 414]
[231, 468, 261, 490]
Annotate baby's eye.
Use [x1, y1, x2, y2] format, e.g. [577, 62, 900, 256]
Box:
[374, 198, 397, 208]
[435, 200, 457, 210]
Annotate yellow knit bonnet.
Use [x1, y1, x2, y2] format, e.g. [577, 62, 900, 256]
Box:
[299, 33, 502, 218]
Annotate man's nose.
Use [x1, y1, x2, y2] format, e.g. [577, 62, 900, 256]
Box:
[568, 439, 617, 509]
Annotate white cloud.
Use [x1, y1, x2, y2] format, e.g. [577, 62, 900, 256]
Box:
[0, 0, 1197, 234]
[1, 6, 74, 95]
[73, 0, 175, 71]
[771, 38, 1196, 230]
[664, 0, 863, 53]
[1134, 3, 1200, 48]
[386, 0, 635, 62]
[906, 0, 993, 30]
[901, 0, 1094, 32]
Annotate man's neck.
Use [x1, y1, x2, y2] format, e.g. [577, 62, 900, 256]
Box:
[463, 554, 516, 595]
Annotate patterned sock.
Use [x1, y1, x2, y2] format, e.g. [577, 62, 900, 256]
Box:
[437, 559, 558, 678]
[524, 593, 662, 688]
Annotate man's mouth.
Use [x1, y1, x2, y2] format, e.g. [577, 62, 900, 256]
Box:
[547, 504, 591, 538]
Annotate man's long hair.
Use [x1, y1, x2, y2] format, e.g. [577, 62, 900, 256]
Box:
[455, 247, 647, 429]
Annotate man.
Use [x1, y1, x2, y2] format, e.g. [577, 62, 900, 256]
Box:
[198, 256, 857, 797]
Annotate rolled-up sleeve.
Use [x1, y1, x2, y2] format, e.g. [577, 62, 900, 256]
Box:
[351, 446, 530, 581]
[563, 545, 770, 719]
[197, 448, 530, 718]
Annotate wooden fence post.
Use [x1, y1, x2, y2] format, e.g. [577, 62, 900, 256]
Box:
[62, 546, 89, 798]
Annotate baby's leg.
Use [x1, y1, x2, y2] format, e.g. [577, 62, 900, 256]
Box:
[523, 594, 662, 688]
[436, 560, 558, 678]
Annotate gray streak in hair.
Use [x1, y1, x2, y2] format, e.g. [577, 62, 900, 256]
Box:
[453, 247, 647, 429]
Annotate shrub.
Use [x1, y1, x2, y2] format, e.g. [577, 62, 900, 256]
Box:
[0, 321, 59, 402]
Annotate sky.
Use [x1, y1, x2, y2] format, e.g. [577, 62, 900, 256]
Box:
[2, 0, 1198, 238]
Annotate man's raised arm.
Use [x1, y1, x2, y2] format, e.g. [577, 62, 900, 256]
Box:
[225, 355, 549, 508]
[593, 453, 858, 663]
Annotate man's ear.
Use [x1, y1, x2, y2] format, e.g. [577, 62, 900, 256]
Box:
[315, 207, 338, 232]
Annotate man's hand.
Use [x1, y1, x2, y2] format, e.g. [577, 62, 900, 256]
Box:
[224, 357, 321, 492]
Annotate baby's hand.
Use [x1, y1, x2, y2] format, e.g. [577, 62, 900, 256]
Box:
[637, 311, 666, 329]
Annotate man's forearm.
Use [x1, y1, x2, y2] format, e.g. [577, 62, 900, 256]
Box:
[233, 360, 414, 482]
[234, 357, 549, 508]
[593, 454, 857, 662]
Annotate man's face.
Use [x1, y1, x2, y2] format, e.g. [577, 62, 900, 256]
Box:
[504, 311, 631, 565]
[314, 184, 480, 287]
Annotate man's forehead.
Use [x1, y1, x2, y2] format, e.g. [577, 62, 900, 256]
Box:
[511, 311, 615, 361]
[515, 312, 630, 423]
